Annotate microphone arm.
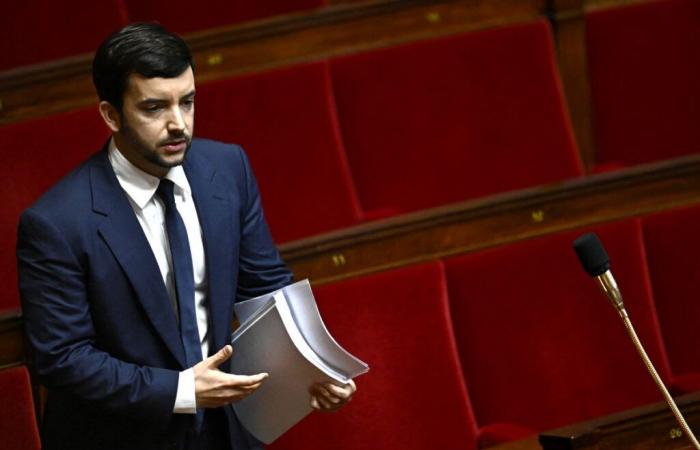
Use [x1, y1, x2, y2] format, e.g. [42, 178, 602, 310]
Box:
[574, 233, 700, 449]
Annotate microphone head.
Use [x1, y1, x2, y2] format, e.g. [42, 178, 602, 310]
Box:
[573, 232, 611, 276]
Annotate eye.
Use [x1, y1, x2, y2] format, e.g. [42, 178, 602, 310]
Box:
[182, 98, 195, 110]
[144, 104, 163, 113]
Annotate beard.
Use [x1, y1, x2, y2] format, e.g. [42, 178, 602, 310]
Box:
[120, 116, 193, 171]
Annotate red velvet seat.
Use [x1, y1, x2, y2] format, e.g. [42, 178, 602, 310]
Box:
[124, 0, 324, 35]
[642, 205, 700, 386]
[586, 0, 700, 169]
[330, 20, 583, 220]
[0, 366, 41, 450]
[0, 108, 109, 312]
[0, 0, 127, 71]
[195, 62, 362, 243]
[270, 262, 479, 450]
[444, 220, 672, 444]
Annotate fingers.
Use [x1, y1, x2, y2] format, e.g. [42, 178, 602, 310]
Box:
[202, 345, 233, 369]
[229, 372, 269, 387]
[309, 380, 356, 412]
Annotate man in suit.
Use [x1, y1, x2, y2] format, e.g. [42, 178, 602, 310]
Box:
[17, 23, 355, 450]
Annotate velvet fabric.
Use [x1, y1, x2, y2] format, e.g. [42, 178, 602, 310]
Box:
[330, 20, 583, 219]
[642, 205, 700, 378]
[195, 62, 362, 243]
[0, 0, 127, 71]
[444, 220, 672, 438]
[587, 0, 700, 168]
[0, 108, 109, 313]
[0, 366, 41, 450]
[270, 262, 479, 450]
[124, 0, 323, 35]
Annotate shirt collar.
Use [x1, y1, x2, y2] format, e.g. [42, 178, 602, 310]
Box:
[108, 138, 191, 209]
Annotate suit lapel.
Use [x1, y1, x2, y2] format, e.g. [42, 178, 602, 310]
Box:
[90, 152, 187, 368]
[184, 152, 235, 355]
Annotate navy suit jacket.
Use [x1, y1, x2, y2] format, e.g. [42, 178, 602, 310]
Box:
[17, 138, 293, 450]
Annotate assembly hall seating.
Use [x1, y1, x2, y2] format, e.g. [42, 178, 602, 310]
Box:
[0, 108, 109, 312]
[124, 0, 324, 35]
[444, 220, 674, 445]
[195, 61, 363, 243]
[642, 204, 700, 391]
[0, 366, 41, 450]
[586, 0, 700, 170]
[330, 19, 583, 219]
[270, 262, 480, 450]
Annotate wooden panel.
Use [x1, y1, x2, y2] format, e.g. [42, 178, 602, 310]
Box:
[281, 155, 700, 284]
[0, 0, 543, 125]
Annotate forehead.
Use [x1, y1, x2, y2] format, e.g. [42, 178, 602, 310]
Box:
[125, 67, 195, 101]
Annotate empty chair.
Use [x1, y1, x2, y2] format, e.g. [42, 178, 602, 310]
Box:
[586, 0, 700, 169]
[124, 0, 324, 35]
[0, 366, 41, 450]
[0, 0, 127, 71]
[330, 20, 583, 220]
[444, 220, 672, 443]
[195, 61, 363, 243]
[0, 108, 109, 312]
[270, 261, 479, 450]
[642, 204, 700, 388]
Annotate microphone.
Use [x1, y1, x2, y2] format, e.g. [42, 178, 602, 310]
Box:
[572, 232, 700, 449]
[573, 233, 624, 315]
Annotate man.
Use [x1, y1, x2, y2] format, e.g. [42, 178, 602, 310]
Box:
[17, 23, 355, 450]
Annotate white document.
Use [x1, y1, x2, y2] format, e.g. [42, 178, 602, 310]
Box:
[230, 279, 369, 444]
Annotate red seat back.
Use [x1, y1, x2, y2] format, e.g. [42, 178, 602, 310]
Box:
[270, 262, 479, 450]
[195, 62, 362, 242]
[0, 366, 41, 450]
[587, 0, 700, 169]
[445, 220, 671, 433]
[330, 20, 583, 219]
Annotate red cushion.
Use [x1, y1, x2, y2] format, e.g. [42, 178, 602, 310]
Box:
[445, 220, 672, 433]
[0, 108, 109, 312]
[270, 262, 479, 450]
[195, 62, 362, 242]
[124, 0, 324, 35]
[0, 366, 41, 450]
[330, 20, 583, 218]
[642, 205, 700, 377]
[587, 0, 700, 168]
[0, 0, 127, 70]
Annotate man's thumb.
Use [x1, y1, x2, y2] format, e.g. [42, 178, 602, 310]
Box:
[206, 345, 233, 368]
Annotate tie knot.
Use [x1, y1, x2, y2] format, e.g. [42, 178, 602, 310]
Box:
[156, 179, 176, 207]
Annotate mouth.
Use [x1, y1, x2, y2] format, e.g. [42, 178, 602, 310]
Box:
[161, 139, 187, 153]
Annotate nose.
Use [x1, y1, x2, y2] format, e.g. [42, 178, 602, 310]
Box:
[167, 106, 186, 133]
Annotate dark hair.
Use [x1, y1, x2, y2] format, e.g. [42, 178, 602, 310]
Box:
[92, 23, 195, 112]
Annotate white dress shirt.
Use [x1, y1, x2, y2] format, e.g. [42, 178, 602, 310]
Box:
[108, 139, 208, 414]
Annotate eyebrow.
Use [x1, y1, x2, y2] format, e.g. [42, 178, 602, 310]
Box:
[137, 90, 196, 106]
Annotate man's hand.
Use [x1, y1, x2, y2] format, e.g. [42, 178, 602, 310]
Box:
[309, 379, 356, 412]
[194, 345, 268, 408]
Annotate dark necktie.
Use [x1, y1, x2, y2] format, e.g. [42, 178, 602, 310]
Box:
[156, 179, 204, 431]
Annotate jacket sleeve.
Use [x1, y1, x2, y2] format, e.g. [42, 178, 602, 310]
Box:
[17, 208, 179, 428]
[233, 147, 294, 301]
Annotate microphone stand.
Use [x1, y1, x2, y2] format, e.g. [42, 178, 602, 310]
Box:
[613, 304, 700, 449]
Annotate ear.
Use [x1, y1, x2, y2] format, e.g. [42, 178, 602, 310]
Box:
[98, 101, 121, 133]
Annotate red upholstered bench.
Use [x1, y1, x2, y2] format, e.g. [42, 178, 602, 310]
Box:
[270, 261, 479, 450]
[586, 0, 700, 170]
[0, 108, 109, 312]
[124, 0, 324, 35]
[642, 204, 700, 392]
[0, 366, 41, 450]
[0, 0, 127, 71]
[195, 61, 362, 243]
[329, 19, 583, 220]
[444, 220, 672, 446]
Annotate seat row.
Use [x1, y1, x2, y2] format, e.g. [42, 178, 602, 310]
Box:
[1, 0, 324, 71]
[266, 204, 700, 449]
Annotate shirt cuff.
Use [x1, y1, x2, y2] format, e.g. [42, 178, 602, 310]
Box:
[173, 368, 197, 414]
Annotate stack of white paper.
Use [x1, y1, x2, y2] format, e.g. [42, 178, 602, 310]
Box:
[230, 279, 369, 444]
